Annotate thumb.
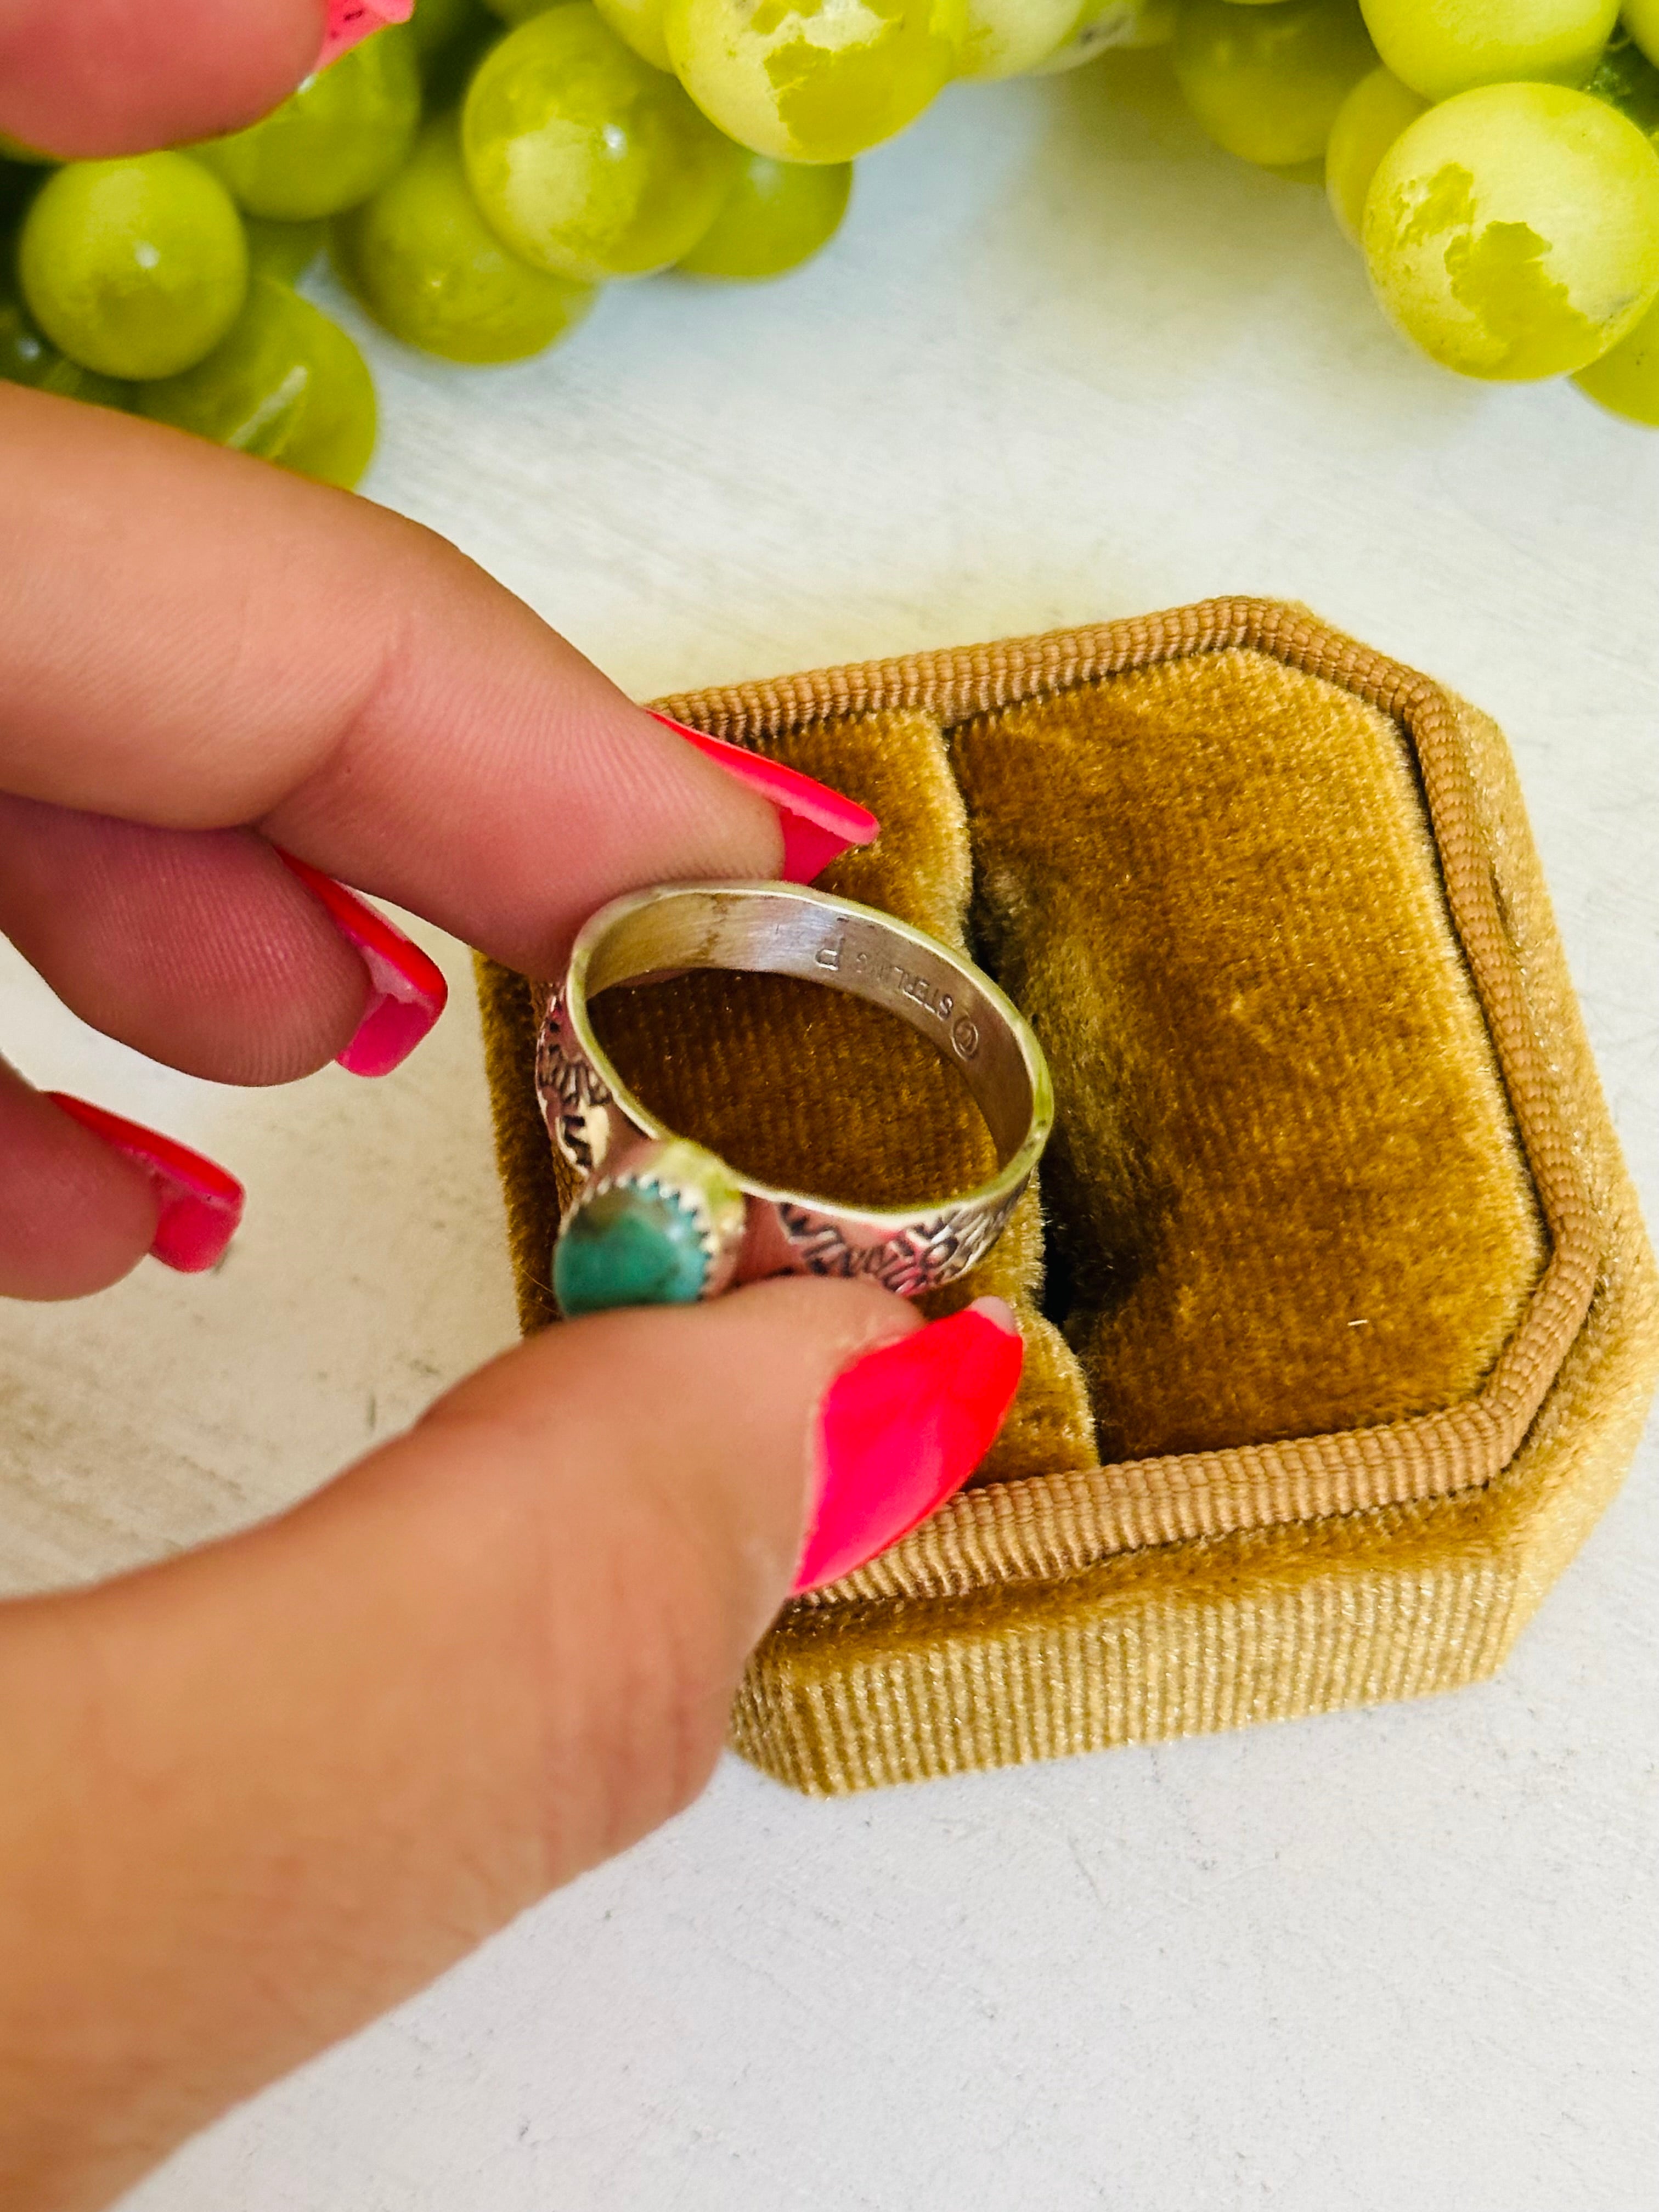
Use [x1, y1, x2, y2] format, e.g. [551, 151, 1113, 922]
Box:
[0, 1279, 1020, 2212]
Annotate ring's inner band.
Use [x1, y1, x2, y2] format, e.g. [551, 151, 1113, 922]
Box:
[583, 888, 1036, 1166]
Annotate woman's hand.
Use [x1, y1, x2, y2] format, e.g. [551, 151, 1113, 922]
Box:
[0, 18, 1024, 2199]
[0, 380, 1025, 2211]
[0, 377, 801, 1293]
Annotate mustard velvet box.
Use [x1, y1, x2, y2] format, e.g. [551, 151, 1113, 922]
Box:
[476, 599, 1659, 1796]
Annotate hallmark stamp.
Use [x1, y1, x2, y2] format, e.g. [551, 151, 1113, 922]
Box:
[821, 938, 962, 1032]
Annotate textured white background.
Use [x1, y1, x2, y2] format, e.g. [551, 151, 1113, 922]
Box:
[3, 56, 1656, 2212]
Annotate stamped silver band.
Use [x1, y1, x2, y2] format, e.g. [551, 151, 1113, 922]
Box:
[536, 882, 1054, 1298]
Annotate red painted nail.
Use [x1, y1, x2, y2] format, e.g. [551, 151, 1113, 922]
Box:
[651, 714, 880, 885]
[793, 1297, 1024, 1593]
[275, 851, 449, 1079]
[317, 0, 413, 70]
[46, 1094, 245, 1275]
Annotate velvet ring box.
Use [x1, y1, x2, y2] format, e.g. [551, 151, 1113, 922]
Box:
[477, 599, 1659, 1796]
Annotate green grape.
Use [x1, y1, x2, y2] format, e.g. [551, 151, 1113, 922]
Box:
[1030, 0, 1174, 72]
[1325, 65, 1425, 244]
[678, 150, 850, 275]
[244, 213, 327, 282]
[463, 7, 740, 278]
[958, 0, 1089, 77]
[427, 22, 505, 103]
[482, 0, 568, 16]
[1630, 0, 1659, 65]
[335, 112, 596, 359]
[1173, 0, 1377, 169]
[193, 27, 422, 222]
[594, 0, 675, 70]
[1, 156, 38, 238]
[18, 154, 247, 380]
[1, 291, 132, 408]
[414, 0, 501, 101]
[1573, 283, 1659, 417]
[413, 0, 490, 55]
[137, 273, 376, 487]
[1358, 0, 1618, 100]
[662, 0, 966, 163]
[1587, 30, 1659, 136]
[1363, 83, 1659, 379]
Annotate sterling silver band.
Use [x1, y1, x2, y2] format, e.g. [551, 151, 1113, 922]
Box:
[536, 882, 1053, 1299]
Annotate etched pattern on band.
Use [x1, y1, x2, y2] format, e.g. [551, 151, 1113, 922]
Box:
[535, 992, 614, 1172]
[777, 1187, 1025, 1296]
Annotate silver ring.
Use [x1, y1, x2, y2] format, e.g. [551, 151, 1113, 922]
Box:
[536, 882, 1053, 1311]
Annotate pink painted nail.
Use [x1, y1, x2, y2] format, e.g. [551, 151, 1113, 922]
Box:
[793, 1296, 1023, 1593]
[46, 1094, 245, 1275]
[651, 714, 880, 885]
[317, 0, 413, 70]
[275, 851, 449, 1079]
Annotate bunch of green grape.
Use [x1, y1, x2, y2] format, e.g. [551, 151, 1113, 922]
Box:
[0, 0, 873, 488]
[1173, 0, 1659, 421]
[6, 0, 1659, 490]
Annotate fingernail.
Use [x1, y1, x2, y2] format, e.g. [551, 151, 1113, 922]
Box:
[793, 1296, 1023, 1594]
[651, 714, 879, 885]
[45, 1094, 245, 1275]
[317, 0, 414, 70]
[275, 851, 449, 1079]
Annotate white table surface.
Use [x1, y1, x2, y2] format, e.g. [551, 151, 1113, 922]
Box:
[3, 56, 1656, 2212]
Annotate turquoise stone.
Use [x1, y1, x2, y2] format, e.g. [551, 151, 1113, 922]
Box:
[554, 1181, 712, 1318]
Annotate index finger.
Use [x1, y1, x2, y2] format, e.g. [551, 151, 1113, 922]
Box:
[0, 0, 325, 158]
[0, 388, 783, 978]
